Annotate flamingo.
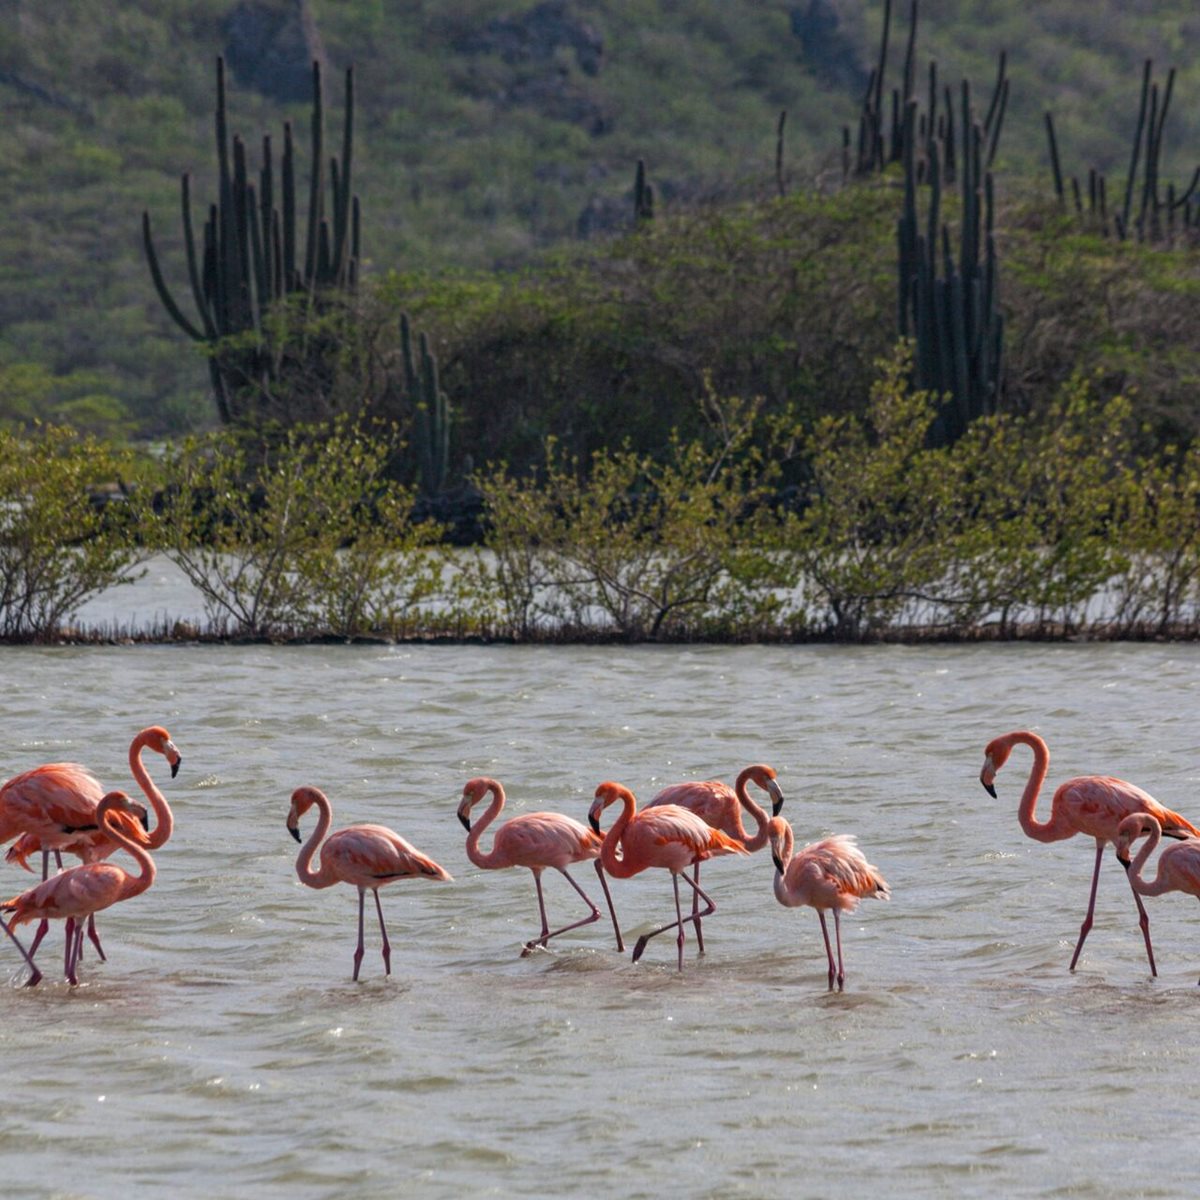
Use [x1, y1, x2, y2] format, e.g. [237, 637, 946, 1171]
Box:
[458, 777, 624, 955]
[588, 781, 747, 970]
[646, 763, 784, 953]
[0, 725, 181, 963]
[1, 792, 157, 986]
[979, 729, 1200, 975]
[287, 786, 453, 981]
[767, 815, 889, 990]
[1116, 813, 1200, 983]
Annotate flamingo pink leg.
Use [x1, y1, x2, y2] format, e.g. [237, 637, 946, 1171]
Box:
[372, 888, 392, 976]
[592, 860, 625, 952]
[833, 909, 846, 990]
[522, 868, 605, 956]
[63, 917, 80, 986]
[352, 888, 367, 981]
[85, 915, 107, 962]
[1069, 841, 1105, 971]
[691, 862, 705, 954]
[817, 910, 837, 989]
[0, 915, 42, 986]
[1122, 862, 1157, 976]
[631, 870, 717, 968]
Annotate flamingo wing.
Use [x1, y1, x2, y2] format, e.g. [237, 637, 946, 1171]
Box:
[0, 763, 105, 844]
[2, 862, 130, 926]
[647, 781, 736, 831]
[1059, 776, 1200, 841]
[324, 825, 452, 887]
[494, 812, 601, 870]
[788, 835, 890, 910]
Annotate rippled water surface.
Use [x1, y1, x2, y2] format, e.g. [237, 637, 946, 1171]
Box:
[4, 619, 1200, 1197]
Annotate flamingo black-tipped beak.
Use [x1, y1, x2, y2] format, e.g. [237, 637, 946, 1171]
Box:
[1118, 854, 1132, 869]
[589, 812, 601, 834]
[136, 805, 150, 831]
[458, 812, 472, 832]
[288, 825, 301, 843]
[769, 782, 785, 817]
[170, 758, 181, 779]
[981, 779, 997, 798]
[771, 851, 784, 873]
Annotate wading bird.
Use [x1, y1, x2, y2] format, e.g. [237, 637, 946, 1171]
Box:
[2, 792, 157, 986]
[0, 725, 181, 962]
[458, 776, 624, 954]
[1116, 812, 1200, 983]
[766, 815, 889, 990]
[588, 781, 746, 970]
[287, 786, 452, 981]
[980, 729, 1199, 975]
[646, 764, 784, 952]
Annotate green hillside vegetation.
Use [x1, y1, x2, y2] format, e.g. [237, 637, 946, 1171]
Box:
[0, 0, 1197, 443]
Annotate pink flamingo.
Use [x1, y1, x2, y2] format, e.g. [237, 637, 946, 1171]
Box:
[458, 777, 624, 955]
[588, 781, 748, 970]
[1, 726, 181, 963]
[767, 815, 889, 990]
[646, 763, 784, 952]
[1, 792, 157, 986]
[287, 786, 453, 981]
[980, 729, 1200, 975]
[1116, 813, 1200, 982]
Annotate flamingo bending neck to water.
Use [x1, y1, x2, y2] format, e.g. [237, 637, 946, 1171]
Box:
[288, 786, 452, 981]
[980, 729, 1199, 975]
[646, 763, 784, 952]
[588, 781, 747, 970]
[767, 815, 889, 990]
[458, 776, 624, 955]
[1116, 813, 1200, 983]
[2, 792, 157, 986]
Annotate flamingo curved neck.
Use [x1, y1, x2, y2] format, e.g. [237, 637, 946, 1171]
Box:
[600, 790, 640, 879]
[735, 769, 771, 852]
[464, 782, 508, 870]
[1129, 823, 1170, 896]
[100, 809, 156, 897]
[131, 733, 174, 850]
[771, 823, 794, 904]
[295, 794, 338, 888]
[1009, 733, 1072, 844]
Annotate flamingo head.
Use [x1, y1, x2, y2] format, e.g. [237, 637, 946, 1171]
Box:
[589, 781, 631, 834]
[287, 786, 325, 842]
[741, 764, 785, 815]
[1115, 812, 1159, 866]
[96, 790, 146, 829]
[767, 815, 791, 873]
[143, 726, 182, 778]
[979, 737, 1013, 798]
[457, 777, 497, 832]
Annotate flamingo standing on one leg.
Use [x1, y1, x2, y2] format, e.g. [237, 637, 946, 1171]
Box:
[767, 815, 889, 991]
[980, 730, 1200, 976]
[1, 725, 181, 964]
[1, 792, 158, 986]
[287, 786, 452, 981]
[588, 781, 747, 970]
[458, 777, 624, 955]
[1116, 813, 1200, 983]
[646, 764, 784, 953]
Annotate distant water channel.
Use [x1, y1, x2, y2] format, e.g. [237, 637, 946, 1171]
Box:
[3, 585, 1200, 1196]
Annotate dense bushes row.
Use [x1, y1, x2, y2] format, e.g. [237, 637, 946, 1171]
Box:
[6, 347, 1200, 644]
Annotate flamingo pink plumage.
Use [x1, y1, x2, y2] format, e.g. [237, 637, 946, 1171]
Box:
[1116, 813, 1200, 983]
[588, 781, 748, 970]
[767, 815, 889, 990]
[458, 776, 624, 955]
[1, 792, 157, 986]
[0, 726, 181, 963]
[646, 763, 784, 952]
[287, 786, 452, 981]
[980, 729, 1200, 975]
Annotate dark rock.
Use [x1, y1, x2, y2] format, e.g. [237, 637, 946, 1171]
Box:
[223, 0, 327, 103]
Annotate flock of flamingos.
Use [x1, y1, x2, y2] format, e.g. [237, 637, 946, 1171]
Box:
[1, 725, 1200, 989]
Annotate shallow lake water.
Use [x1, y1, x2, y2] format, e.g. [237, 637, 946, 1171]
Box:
[3, 580, 1200, 1197]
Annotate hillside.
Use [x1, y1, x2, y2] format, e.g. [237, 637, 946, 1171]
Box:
[0, 0, 1198, 437]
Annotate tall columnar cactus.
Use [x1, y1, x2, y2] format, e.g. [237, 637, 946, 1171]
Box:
[897, 90, 1004, 445]
[1044, 60, 1199, 242]
[844, 0, 1007, 187]
[142, 57, 360, 423]
[634, 159, 654, 222]
[402, 313, 452, 496]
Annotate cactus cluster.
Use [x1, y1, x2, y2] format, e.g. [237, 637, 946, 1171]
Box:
[897, 88, 1004, 445]
[845, 0, 1007, 187]
[402, 313, 452, 496]
[142, 57, 360, 423]
[1045, 60, 1199, 242]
